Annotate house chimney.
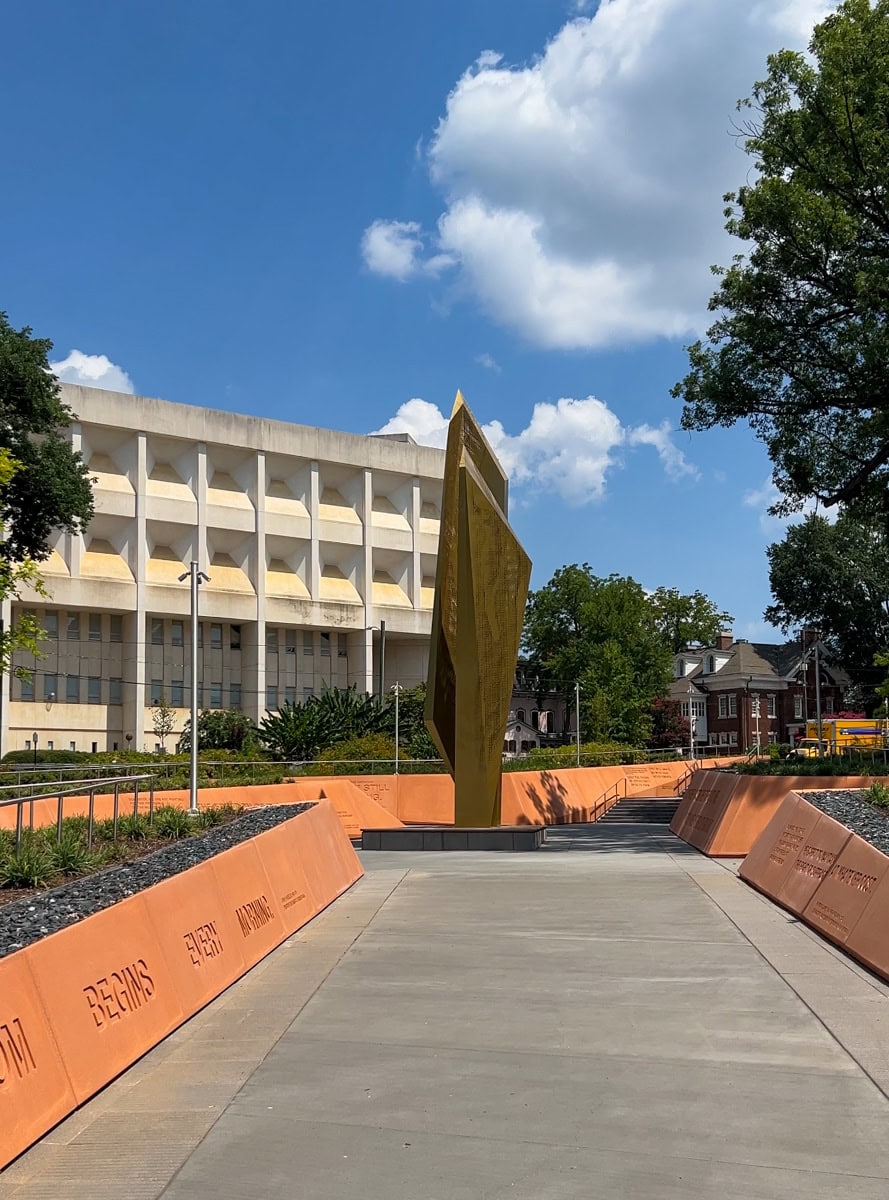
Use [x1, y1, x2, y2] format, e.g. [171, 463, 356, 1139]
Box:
[802, 628, 819, 649]
[716, 631, 733, 651]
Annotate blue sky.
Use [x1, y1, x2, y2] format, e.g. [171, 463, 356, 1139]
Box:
[1, 0, 835, 639]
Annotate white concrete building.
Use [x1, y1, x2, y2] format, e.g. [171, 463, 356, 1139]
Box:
[3, 385, 445, 754]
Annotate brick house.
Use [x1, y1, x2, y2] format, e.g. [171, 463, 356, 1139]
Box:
[668, 632, 849, 753]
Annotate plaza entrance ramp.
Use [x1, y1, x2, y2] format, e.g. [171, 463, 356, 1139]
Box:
[5, 826, 889, 1199]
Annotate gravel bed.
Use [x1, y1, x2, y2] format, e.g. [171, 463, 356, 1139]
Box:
[0, 802, 312, 959]
[802, 789, 889, 856]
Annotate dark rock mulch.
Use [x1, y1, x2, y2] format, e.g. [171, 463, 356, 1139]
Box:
[802, 790, 889, 856]
[0, 802, 312, 960]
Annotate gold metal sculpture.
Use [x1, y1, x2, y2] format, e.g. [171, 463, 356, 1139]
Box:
[425, 391, 532, 826]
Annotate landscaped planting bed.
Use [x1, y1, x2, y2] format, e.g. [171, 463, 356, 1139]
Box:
[0, 802, 311, 958]
[802, 787, 889, 856]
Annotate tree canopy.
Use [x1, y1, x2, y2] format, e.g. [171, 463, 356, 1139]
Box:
[765, 509, 889, 706]
[648, 587, 733, 654]
[522, 565, 674, 745]
[674, 0, 889, 516]
[0, 312, 93, 561]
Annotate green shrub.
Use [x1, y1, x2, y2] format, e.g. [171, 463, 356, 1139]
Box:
[118, 813, 149, 840]
[93, 818, 118, 843]
[309, 734, 400, 775]
[153, 805, 192, 839]
[866, 782, 889, 807]
[0, 835, 56, 887]
[51, 833, 95, 876]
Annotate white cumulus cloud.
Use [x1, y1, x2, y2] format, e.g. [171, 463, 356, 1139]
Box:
[361, 219, 454, 281]
[743, 476, 835, 534]
[362, 0, 836, 348]
[372, 394, 696, 504]
[50, 350, 135, 393]
[475, 352, 501, 372]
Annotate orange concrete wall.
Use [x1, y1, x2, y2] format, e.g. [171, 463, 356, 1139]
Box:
[739, 791, 889, 988]
[670, 770, 871, 857]
[0, 799, 361, 1170]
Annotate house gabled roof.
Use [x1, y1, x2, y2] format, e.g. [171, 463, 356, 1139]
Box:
[675, 637, 850, 690]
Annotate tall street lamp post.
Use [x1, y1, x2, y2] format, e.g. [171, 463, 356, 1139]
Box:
[179, 561, 209, 815]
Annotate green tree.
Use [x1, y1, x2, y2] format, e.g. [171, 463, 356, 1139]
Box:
[150, 693, 176, 752]
[674, 1, 889, 516]
[177, 709, 259, 754]
[0, 449, 47, 670]
[764, 510, 889, 705]
[648, 587, 733, 653]
[0, 313, 93, 561]
[522, 565, 673, 745]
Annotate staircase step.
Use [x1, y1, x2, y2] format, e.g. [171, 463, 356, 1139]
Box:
[599, 797, 680, 825]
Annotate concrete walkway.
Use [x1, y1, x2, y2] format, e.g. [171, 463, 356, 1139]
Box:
[5, 825, 889, 1198]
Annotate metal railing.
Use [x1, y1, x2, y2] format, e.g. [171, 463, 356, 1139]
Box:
[1, 774, 157, 850]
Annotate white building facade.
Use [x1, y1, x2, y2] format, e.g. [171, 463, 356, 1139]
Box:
[3, 385, 446, 754]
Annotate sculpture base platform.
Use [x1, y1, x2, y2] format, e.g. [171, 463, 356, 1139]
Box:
[361, 825, 545, 852]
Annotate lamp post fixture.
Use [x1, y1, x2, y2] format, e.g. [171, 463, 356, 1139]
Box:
[575, 681, 581, 767]
[391, 681, 401, 775]
[688, 680, 695, 761]
[32, 731, 38, 768]
[179, 561, 210, 815]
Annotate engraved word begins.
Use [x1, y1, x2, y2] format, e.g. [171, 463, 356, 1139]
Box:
[828, 863, 879, 894]
[0, 1017, 36, 1086]
[83, 960, 155, 1029]
[184, 921, 224, 967]
[235, 895, 274, 937]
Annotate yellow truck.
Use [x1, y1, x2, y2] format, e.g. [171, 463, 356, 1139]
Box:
[792, 718, 888, 757]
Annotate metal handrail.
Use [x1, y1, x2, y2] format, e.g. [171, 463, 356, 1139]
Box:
[1, 773, 157, 851]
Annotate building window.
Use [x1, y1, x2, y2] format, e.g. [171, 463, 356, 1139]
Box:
[150, 679, 163, 704]
[507, 740, 517, 754]
[210, 623, 222, 649]
[285, 686, 296, 705]
[718, 695, 728, 719]
[171, 680, 184, 707]
[25, 740, 31, 752]
[719, 732, 729, 745]
[266, 685, 278, 710]
[825, 695, 835, 713]
[109, 677, 122, 705]
[303, 687, 314, 702]
[338, 636, 347, 658]
[303, 632, 314, 656]
[66, 675, 80, 703]
[230, 624, 241, 651]
[320, 632, 331, 657]
[67, 612, 80, 641]
[516, 708, 526, 723]
[89, 613, 102, 641]
[230, 682, 241, 709]
[20, 675, 33, 701]
[267, 628, 278, 654]
[728, 731, 738, 745]
[110, 614, 122, 643]
[210, 682, 223, 708]
[44, 611, 58, 639]
[286, 629, 296, 654]
[531, 710, 539, 729]
[69, 742, 76, 753]
[707, 655, 715, 673]
[151, 618, 164, 645]
[520, 740, 531, 753]
[47, 741, 53, 751]
[43, 673, 57, 701]
[766, 694, 776, 717]
[88, 677, 101, 704]
[91, 741, 98, 753]
[794, 693, 803, 719]
[172, 620, 184, 647]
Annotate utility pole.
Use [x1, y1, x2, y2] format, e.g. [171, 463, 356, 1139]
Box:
[814, 637, 824, 754]
[378, 619, 386, 700]
[179, 561, 209, 815]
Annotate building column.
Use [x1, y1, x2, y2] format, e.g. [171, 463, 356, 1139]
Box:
[309, 461, 320, 599]
[410, 476, 421, 610]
